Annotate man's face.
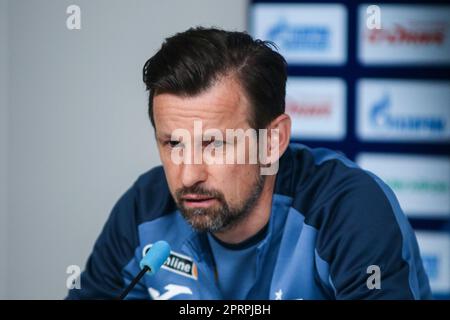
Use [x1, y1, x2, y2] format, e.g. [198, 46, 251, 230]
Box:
[153, 76, 265, 233]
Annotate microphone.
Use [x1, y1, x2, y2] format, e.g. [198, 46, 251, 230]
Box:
[117, 240, 171, 300]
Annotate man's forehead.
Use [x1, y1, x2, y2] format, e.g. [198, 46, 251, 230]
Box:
[153, 77, 251, 133]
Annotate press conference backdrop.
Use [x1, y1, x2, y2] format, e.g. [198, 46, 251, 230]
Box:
[250, 0, 450, 298]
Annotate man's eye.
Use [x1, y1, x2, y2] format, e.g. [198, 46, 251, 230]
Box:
[168, 140, 182, 148]
[212, 140, 224, 148]
[203, 140, 224, 148]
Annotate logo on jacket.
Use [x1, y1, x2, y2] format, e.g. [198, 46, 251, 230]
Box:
[143, 244, 198, 280]
[148, 284, 193, 300]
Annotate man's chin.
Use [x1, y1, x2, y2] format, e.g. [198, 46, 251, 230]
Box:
[185, 218, 221, 233]
[178, 209, 223, 233]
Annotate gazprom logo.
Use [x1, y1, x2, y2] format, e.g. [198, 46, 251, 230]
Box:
[369, 93, 446, 133]
[267, 20, 330, 51]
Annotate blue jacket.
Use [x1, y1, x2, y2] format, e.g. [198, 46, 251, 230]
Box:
[67, 144, 431, 300]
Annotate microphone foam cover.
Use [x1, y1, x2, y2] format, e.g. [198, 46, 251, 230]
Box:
[139, 240, 171, 276]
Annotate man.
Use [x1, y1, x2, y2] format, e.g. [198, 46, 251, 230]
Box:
[67, 27, 431, 300]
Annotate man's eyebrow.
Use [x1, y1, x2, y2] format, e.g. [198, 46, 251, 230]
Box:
[156, 132, 172, 141]
[156, 128, 233, 141]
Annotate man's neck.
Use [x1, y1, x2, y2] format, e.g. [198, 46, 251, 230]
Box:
[212, 175, 276, 244]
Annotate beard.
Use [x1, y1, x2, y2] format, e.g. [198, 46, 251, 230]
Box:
[174, 173, 266, 233]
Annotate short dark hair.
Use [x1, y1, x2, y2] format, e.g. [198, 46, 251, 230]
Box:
[143, 27, 287, 129]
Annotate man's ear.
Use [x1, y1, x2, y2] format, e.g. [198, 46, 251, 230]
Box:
[266, 113, 291, 161]
[258, 113, 291, 176]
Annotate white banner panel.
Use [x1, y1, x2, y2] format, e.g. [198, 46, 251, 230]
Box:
[287, 77, 346, 140]
[357, 79, 450, 142]
[251, 3, 347, 65]
[416, 232, 450, 294]
[357, 153, 450, 218]
[358, 4, 450, 65]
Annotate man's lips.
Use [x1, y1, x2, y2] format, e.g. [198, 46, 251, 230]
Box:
[181, 194, 217, 208]
[182, 194, 214, 200]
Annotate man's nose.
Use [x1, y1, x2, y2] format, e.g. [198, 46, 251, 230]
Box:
[180, 163, 208, 188]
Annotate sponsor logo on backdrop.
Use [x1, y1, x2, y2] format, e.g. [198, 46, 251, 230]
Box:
[385, 177, 448, 195]
[356, 153, 450, 218]
[267, 21, 330, 51]
[286, 100, 331, 117]
[286, 77, 346, 140]
[415, 232, 450, 294]
[367, 23, 445, 46]
[251, 4, 347, 65]
[369, 93, 446, 134]
[357, 79, 450, 142]
[358, 5, 450, 64]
